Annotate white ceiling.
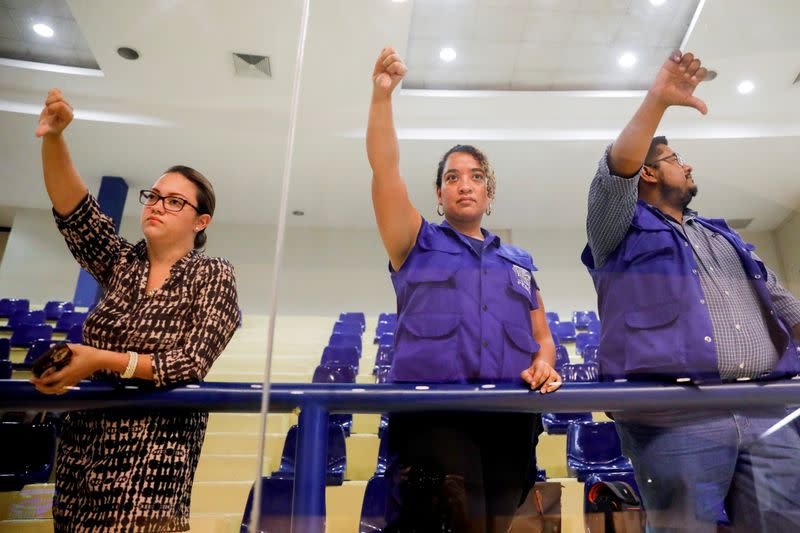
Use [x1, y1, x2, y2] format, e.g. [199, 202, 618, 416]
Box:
[0, 0, 97, 68]
[0, 0, 798, 234]
[404, 0, 700, 90]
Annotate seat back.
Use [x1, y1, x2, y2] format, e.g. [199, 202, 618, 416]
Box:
[359, 475, 388, 533]
[332, 320, 362, 336]
[240, 477, 294, 533]
[273, 424, 347, 486]
[10, 324, 53, 348]
[43, 301, 74, 321]
[338, 312, 366, 332]
[24, 340, 53, 365]
[554, 321, 577, 342]
[583, 344, 600, 363]
[0, 339, 9, 361]
[567, 421, 632, 480]
[545, 312, 560, 323]
[312, 364, 356, 384]
[0, 299, 29, 318]
[554, 345, 570, 370]
[55, 311, 88, 333]
[66, 324, 83, 344]
[541, 412, 593, 434]
[374, 345, 394, 368]
[328, 333, 362, 356]
[573, 310, 598, 329]
[575, 332, 600, 356]
[321, 346, 359, 370]
[374, 365, 391, 384]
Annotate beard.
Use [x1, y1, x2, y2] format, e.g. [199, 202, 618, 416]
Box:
[659, 178, 698, 211]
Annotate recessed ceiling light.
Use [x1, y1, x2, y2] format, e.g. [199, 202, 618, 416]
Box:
[32, 23, 54, 38]
[391, 0, 407, 3]
[650, 0, 667, 6]
[292, 210, 305, 216]
[737, 80, 754, 94]
[618, 52, 637, 69]
[117, 47, 140, 60]
[439, 47, 456, 62]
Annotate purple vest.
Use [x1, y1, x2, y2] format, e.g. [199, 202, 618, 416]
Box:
[389, 219, 539, 383]
[581, 201, 797, 383]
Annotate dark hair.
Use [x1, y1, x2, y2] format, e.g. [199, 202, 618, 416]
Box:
[163, 165, 215, 249]
[435, 144, 496, 198]
[645, 136, 669, 166]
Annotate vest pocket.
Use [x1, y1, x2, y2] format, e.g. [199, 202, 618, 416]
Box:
[502, 321, 540, 379]
[623, 302, 685, 375]
[392, 313, 461, 382]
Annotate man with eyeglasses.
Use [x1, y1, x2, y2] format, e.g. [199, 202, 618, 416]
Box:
[581, 51, 800, 532]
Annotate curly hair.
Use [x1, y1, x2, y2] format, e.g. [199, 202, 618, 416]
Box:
[435, 144, 496, 199]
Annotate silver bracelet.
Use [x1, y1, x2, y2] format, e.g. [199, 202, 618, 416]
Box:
[122, 351, 138, 379]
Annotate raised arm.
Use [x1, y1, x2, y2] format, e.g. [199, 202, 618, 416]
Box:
[367, 47, 421, 271]
[609, 51, 709, 177]
[36, 89, 89, 217]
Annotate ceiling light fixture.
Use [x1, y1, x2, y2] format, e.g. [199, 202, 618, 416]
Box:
[117, 47, 140, 60]
[737, 80, 754, 94]
[439, 47, 456, 62]
[650, 0, 667, 6]
[32, 23, 54, 38]
[618, 52, 637, 69]
[292, 210, 305, 216]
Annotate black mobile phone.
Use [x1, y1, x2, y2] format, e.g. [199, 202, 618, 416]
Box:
[31, 343, 73, 378]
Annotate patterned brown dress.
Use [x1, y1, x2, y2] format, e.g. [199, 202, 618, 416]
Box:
[51, 194, 239, 532]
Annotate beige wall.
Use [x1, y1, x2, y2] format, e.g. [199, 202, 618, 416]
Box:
[775, 210, 800, 297]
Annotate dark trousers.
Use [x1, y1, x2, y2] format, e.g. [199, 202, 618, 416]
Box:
[384, 412, 541, 533]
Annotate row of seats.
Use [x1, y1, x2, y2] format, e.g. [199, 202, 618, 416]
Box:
[0, 299, 75, 321]
[243, 418, 640, 532]
[0, 310, 86, 333]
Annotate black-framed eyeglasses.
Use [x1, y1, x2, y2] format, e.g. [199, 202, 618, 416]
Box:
[139, 189, 199, 213]
[646, 152, 687, 167]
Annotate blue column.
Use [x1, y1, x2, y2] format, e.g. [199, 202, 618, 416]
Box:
[72, 176, 128, 307]
[291, 403, 329, 533]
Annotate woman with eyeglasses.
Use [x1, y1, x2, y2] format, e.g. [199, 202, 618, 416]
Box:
[368, 48, 561, 533]
[31, 89, 239, 532]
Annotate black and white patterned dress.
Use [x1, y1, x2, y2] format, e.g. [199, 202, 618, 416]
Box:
[51, 194, 239, 532]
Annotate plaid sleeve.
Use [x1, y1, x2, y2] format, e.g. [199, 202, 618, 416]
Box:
[766, 268, 800, 328]
[586, 144, 641, 267]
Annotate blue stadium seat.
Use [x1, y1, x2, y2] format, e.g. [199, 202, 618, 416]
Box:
[312, 364, 356, 384]
[311, 365, 355, 435]
[24, 340, 52, 366]
[377, 332, 394, 347]
[584, 471, 642, 514]
[541, 412, 593, 434]
[373, 320, 396, 343]
[567, 421, 633, 481]
[54, 311, 88, 333]
[328, 333, 362, 356]
[0, 310, 46, 332]
[66, 325, 83, 344]
[554, 321, 577, 343]
[10, 325, 53, 348]
[375, 434, 389, 475]
[583, 344, 599, 363]
[240, 477, 293, 533]
[0, 299, 29, 319]
[272, 424, 347, 486]
[43, 301, 74, 321]
[0, 420, 57, 491]
[332, 320, 363, 336]
[561, 363, 599, 383]
[378, 414, 389, 439]
[536, 468, 547, 482]
[321, 346, 359, 370]
[359, 475, 388, 533]
[378, 313, 397, 323]
[545, 312, 560, 323]
[0, 339, 8, 361]
[373, 345, 394, 371]
[374, 366, 391, 384]
[575, 332, 600, 356]
[573, 311, 598, 330]
[0, 360, 11, 380]
[587, 319, 601, 335]
[555, 345, 570, 370]
[339, 312, 366, 332]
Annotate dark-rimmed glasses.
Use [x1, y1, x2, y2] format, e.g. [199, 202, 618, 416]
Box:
[139, 189, 199, 213]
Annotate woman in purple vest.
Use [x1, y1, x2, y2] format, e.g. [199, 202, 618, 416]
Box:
[367, 47, 561, 533]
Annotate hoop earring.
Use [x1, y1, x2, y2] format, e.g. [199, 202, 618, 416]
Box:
[437, 204, 444, 216]
[486, 204, 492, 216]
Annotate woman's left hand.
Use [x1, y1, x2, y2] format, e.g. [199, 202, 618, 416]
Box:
[30, 344, 102, 395]
[521, 359, 562, 394]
